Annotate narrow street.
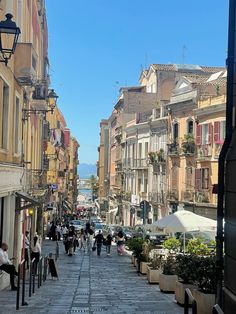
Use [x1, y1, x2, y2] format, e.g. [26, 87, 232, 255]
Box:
[0, 240, 182, 314]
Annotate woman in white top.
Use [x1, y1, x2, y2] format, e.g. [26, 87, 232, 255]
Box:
[31, 236, 41, 275]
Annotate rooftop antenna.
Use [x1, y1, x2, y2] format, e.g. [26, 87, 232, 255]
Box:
[182, 45, 187, 64]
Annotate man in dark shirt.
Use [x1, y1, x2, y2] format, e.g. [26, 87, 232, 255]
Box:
[94, 230, 104, 256]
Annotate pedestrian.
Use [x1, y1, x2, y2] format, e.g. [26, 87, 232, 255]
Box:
[106, 233, 112, 256]
[68, 226, 76, 253]
[85, 220, 91, 235]
[0, 243, 18, 290]
[50, 222, 57, 241]
[94, 230, 104, 256]
[24, 231, 30, 269]
[116, 230, 125, 255]
[31, 236, 41, 275]
[79, 229, 86, 251]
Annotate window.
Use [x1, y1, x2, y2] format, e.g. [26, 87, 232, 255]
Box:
[144, 178, 148, 193]
[138, 143, 142, 159]
[185, 167, 193, 190]
[1, 83, 9, 149]
[14, 97, 20, 153]
[145, 142, 148, 156]
[195, 168, 209, 190]
[187, 119, 193, 134]
[0, 198, 3, 245]
[214, 121, 226, 144]
[173, 122, 179, 142]
[201, 124, 208, 145]
[171, 166, 179, 190]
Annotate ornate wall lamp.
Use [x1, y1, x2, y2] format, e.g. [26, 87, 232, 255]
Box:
[0, 14, 20, 65]
[22, 89, 59, 122]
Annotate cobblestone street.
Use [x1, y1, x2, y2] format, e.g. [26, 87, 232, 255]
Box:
[0, 240, 183, 314]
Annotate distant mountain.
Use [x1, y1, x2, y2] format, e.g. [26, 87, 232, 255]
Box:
[78, 163, 97, 179]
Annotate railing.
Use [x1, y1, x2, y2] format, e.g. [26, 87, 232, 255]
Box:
[198, 144, 212, 158]
[181, 191, 194, 202]
[167, 142, 179, 156]
[181, 142, 195, 155]
[196, 191, 210, 203]
[212, 304, 224, 314]
[167, 190, 178, 201]
[184, 288, 197, 314]
[16, 254, 49, 311]
[133, 158, 148, 168]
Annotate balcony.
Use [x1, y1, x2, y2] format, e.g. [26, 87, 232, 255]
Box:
[196, 191, 210, 203]
[150, 192, 165, 204]
[167, 189, 178, 201]
[148, 150, 166, 164]
[167, 142, 179, 156]
[214, 143, 222, 158]
[181, 142, 195, 156]
[133, 158, 148, 169]
[181, 190, 194, 202]
[197, 145, 212, 159]
[14, 43, 38, 85]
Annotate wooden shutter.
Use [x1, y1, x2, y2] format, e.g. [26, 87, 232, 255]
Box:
[195, 169, 201, 191]
[196, 125, 202, 145]
[208, 123, 213, 144]
[214, 121, 220, 143]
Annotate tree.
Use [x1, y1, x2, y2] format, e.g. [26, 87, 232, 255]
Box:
[89, 175, 98, 200]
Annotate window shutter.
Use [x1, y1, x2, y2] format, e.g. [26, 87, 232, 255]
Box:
[196, 125, 202, 145]
[214, 121, 220, 143]
[208, 123, 213, 144]
[195, 169, 201, 191]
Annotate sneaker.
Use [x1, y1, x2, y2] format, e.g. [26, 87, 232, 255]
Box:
[11, 286, 17, 291]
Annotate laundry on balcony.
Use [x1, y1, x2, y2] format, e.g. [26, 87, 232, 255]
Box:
[15, 191, 40, 210]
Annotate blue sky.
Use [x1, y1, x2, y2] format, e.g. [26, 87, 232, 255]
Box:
[45, 0, 228, 164]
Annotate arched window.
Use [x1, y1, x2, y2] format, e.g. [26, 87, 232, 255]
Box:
[173, 122, 179, 142]
[186, 119, 193, 134]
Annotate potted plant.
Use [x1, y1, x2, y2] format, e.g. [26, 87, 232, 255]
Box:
[139, 241, 152, 275]
[126, 238, 145, 270]
[175, 254, 197, 305]
[159, 256, 178, 292]
[181, 134, 195, 155]
[147, 252, 163, 284]
[163, 237, 180, 255]
[148, 151, 156, 163]
[157, 148, 165, 162]
[192, 255, 217, 314]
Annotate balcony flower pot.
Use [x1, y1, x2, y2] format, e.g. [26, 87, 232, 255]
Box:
[147, 266, 162, 283]
[159, 256, 177, 292]
[192, 289, 215, 314]
[140, 261, 150, 275]
[175, 281, 196, 305]
[159, 273, 178, 292]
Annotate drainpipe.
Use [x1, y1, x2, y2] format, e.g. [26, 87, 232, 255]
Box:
[216, 0, 235, 306]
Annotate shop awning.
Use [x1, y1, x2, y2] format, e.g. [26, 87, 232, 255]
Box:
[15, 191, 40, 210]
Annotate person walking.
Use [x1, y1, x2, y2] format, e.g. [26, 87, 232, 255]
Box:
[106, 233, 112, 256]
[31, 236, 41, 275]
[0, 243, 18, 290]
[24, 231, 30, 269]
[94, 230, 104, 256]
[116, 230, 125, 255]
[79, 229, 86, 251]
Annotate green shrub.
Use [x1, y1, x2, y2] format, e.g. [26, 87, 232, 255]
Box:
[175, 254, 198, 283]
[162, 256, 176, 275]
[149, 252, 163, 270]
[163, 237, 180, 253]
[126, 238, 145, 258]
[194, 255, 217, 294]
[187, 238, 210, 255]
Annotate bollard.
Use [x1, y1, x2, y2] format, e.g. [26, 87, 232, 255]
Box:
[184, 288, 197, 314]
[16, 263, 21, 310]
[29, 258, 35, 297]
[43, 255, 48, 282]
[21, 259, 28, 306]
[32, 259, 36, 294]
[38, 257, 42, 288]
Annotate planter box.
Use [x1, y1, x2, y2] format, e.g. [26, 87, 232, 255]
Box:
[140, 262, 149, 275]
[147, 267, 162, 284]
[192, 289, 215, 314]
[159, 273, 178, 292]
[131, 255, 135, 264]
[175, 281, 196, 305]
[134, 257, 138, 267]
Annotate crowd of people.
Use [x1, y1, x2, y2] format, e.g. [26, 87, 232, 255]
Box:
[47, 220, 126, 257]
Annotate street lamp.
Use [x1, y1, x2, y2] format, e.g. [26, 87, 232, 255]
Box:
[0, 14, 21, 65]
[22, 88, 59, 121]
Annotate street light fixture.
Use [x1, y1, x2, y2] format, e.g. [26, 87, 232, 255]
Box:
[22, 88, 59, 121]
[0, 13, 21, 65]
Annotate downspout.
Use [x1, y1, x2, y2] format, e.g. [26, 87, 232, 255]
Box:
[216, 0, 235, 306]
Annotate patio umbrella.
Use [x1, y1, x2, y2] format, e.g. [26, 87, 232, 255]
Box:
[152, 210, 216, 252]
